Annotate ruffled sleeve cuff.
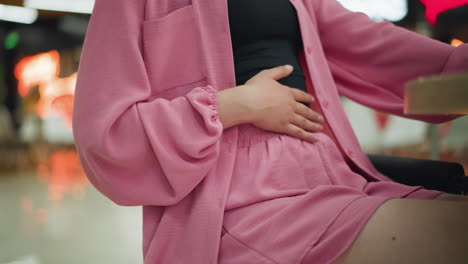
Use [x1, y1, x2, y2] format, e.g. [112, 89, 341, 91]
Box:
[185, 84, 223, 134]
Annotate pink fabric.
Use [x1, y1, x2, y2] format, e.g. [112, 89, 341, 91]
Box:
[298, 48, 351, 164]
[72, 0, 468, 263]
[219, 130, 443, 263]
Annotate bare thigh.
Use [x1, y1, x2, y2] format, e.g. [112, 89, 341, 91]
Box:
[433, 192, 468, 202]
[331, 196, 468, 264]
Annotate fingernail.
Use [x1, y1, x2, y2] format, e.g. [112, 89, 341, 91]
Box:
[284, 64, 293, 71]
[317, 124, 323, 130]
[319, 116, 324, 122]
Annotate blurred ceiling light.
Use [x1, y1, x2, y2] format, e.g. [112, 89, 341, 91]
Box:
[451, 38, 464, 47]
[0, 4, 38, 24]
[337, 0, 408, 22]
[24, 0, 95, 14]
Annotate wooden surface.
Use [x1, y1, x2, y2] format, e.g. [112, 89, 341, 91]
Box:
[404, 72, 468, 114]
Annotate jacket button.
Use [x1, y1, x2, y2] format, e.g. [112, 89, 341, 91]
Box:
[347, 149, 354, 157]
[306, 46, 312, 54]
[322, 100, 329, 109]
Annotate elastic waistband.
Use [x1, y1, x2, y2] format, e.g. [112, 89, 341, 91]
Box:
[235, 123, 282, 148]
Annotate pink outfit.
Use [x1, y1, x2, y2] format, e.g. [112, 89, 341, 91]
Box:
[72, 0, 468, 263]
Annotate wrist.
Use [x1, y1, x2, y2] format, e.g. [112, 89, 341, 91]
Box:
[217, 85, 253, 128]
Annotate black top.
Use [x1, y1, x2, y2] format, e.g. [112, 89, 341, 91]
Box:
[227, 0, 308, 97]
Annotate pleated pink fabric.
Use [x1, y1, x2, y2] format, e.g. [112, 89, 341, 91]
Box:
[72, 0, 468, 263]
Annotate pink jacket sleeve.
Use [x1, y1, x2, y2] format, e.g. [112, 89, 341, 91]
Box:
[313, 0, 468, 123]
[72, 0, 223, 206]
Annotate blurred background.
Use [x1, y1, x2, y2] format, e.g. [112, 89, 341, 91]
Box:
[0, 0, 467, 263]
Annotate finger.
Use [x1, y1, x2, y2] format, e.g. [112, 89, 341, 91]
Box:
[285, 123, 319, 144]
[290, 113, 323, 132]
[262, 65, 294, 81]
[289, 88, 315, 103]
[294, 102, 324, 123]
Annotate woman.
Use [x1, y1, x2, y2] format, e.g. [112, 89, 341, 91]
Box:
[72, 0, 468, 263]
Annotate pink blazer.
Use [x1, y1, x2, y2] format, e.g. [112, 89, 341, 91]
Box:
[72, 0, 468, 262]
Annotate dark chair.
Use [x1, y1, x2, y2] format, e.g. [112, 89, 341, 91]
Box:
[367, 154, 468, 195]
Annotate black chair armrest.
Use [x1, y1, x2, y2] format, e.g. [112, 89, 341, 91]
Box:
[367, 154, 466, 194]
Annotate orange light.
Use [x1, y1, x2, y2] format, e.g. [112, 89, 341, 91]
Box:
[451, 38, 464, 47]
[36, 149, 88, 202]
[50, 94, 75, 129]
[36, 72, 76, 119]
[14, 50, 76, 130]
[14, 50, 60, 97]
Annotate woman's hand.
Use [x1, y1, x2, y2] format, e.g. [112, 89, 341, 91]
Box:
[239, 65, 325, 143]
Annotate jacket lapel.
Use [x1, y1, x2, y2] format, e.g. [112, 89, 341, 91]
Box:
[192, 0, 237, 91]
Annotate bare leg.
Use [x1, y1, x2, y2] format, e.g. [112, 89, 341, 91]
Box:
[331, 197, 468, 264]
[433, 192, 468, 202]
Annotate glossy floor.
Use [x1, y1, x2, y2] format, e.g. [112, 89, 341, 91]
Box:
[0, 150, 142, 264]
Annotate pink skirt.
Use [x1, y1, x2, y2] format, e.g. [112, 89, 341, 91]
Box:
[218, 127, 442, 264]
